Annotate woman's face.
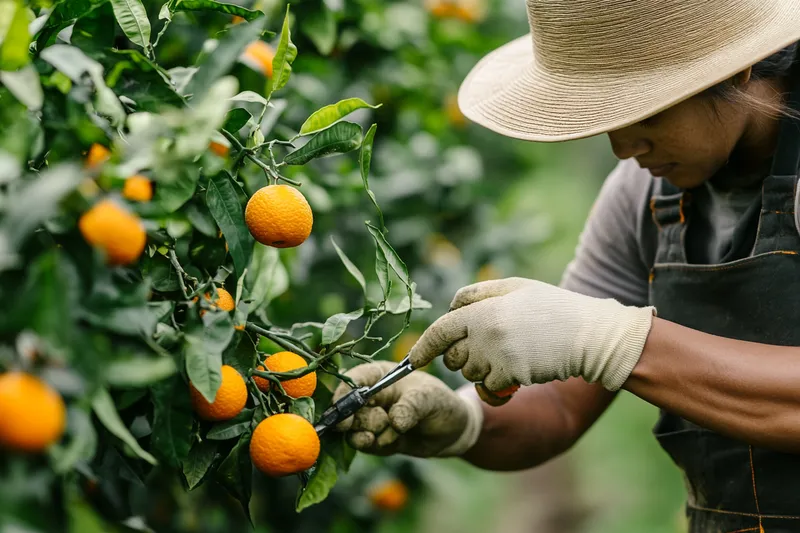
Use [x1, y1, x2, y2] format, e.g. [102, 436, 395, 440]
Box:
[606, 71, 781, 189]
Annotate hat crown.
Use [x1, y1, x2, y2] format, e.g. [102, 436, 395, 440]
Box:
[527, 0, 772, 74]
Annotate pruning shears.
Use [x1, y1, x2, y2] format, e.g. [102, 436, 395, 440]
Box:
[314, 355, 415, 436]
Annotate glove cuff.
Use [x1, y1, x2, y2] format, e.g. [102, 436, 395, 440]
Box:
[600, 305, 656, 391]
[436, 387, 484, 457]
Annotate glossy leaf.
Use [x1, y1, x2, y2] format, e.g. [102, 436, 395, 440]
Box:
[366, 223, 410, 287]
[296, 453, 337, 512]
[34, 0, 108, 49]
[207, 408, 254, 440]
[185, 15, 266, 100]
[216, 431, 253, 522]
[283, 121, 362, 166]
[321, 309, 363, 345]
[184, 310, 234, 402]
[303, 5, 336, 56]
[151, 376, 193, 467]
[0, 0, 31, 70]
[289, 397, 315, 423]
[105, 356, 177, 387]
[110, 0, 151, 50]
[359, 124, 384, 228]
[0, 66, 44, 112]
[331, 237, 366, 295]
[268, 6, 297, 96]
[299, 98, 380, 136]
[183, 440, 219, 490]
[374, 244, 390, 302]
[92, 388, 158, 465]
[222, 331, 257, 377]
[246, 244, 289, 311]
[206, 172, 254, 277]
[173, 0, 262, 21]
[50, 407, 97, 474]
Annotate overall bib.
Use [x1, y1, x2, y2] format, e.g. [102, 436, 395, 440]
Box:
[648, 60, 800, 532]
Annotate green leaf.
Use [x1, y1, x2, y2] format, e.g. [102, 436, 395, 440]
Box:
[216, 431, 253, 523]
[222, 331, 257, 376]
[92, 388, 158, 465]
[206, 172, 254, 278]
[223, 107, 251, 132]
[0, 165, 82, 271]
[386, 283, 432, 314]
[299, 99, 380, 136]
[155, 167, 200, 211]
[303, 5, 336, 56]
[183, 439, 219, 490]
[184, 310, 234, 402]
[185, 14, 266, 101]
[142, 254, 181, 292]
[283, 121, 362, 166]
[374, 246, 390, 301]
[289, 397, 315, 423]
[296, 453, 337, 512]
[185, 203, 218, 237]
[174, 0, 262, 21]
[50, 407, 97, 474]
[207, 408, 254, 440]
[246, 244, 289, 311]
[84, 304, 161, 337]
[105, 356, 177, 387]
[321, 309, 363, 345]
[0, 65, 44, 111]
[110, 0, 151, 50]
[359, 123, 384, 228]
[268, 5, 297, 96]
[366, 223, 410, 287]
[34, 0, 108, 49]
[325, 433, 356, 474]
[330, 237, 366, 296]
[151, 376, 193, 467]
[0, 0, 31, 70]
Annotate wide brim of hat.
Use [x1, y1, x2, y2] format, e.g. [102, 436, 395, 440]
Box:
[458, 13, 800, 142]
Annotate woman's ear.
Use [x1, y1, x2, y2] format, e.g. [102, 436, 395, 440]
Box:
[732, 66, 753, 87]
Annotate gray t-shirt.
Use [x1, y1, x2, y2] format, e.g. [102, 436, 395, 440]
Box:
[559, 159, 766, 306]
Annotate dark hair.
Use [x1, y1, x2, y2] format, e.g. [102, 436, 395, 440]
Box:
[706, 43, 799, 118]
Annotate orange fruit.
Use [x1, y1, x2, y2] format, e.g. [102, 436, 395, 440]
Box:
[190, 365, 247, 421]
[231, 15, 245, 24]
[253, 351, 316, 398]
[79, 200, 147, 265]
[494, 384, 520, 398]
[249, 413, 320, 476]
[205, 288, 235, 312]
[85, 143, 110, 169]
[368, 479, 409, 512]
[240, 41, 275, 77]
[245, 185, 313, 248]
[209, 141, 229, 157]
[0, 372, 66, 452]
[122, 175, 153, 202]
[425, 0, 484, 22]
[474, 383, 519, 406]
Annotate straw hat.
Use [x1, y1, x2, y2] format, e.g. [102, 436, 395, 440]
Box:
[457, 0, 800, 142]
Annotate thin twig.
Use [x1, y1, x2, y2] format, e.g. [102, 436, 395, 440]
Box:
[246, 322, 318, 361]
[319, 365, 357, 389]
[247, 377, 271, 418]
[167, 249, 196, 298]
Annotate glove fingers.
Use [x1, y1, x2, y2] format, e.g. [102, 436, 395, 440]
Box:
[351, 406, 389, 433]
[348, 431, 376, 450]
[449, 277, 530, 310]
[375, 426, 400, 448]
[388, 387, 438, 433]
[408, 309, 469, 368]
[443, 338, 469, 371]
[483, 369, 514, 392]
[461, 355, 490, 382]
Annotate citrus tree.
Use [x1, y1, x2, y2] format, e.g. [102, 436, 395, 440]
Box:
[0, 0, 546, 531]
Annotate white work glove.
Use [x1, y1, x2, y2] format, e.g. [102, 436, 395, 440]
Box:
[332, 362, 484, 458]
[408, 278, 655, 392]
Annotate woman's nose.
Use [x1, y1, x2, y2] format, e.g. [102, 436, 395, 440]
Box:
[607, 129, 651, 160]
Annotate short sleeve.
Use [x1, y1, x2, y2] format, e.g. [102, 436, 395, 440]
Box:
[559, 159, 655, 307]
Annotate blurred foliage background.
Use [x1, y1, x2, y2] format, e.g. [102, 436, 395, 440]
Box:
[4, 0, 688, 530]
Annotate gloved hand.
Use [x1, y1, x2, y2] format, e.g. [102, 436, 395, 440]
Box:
[408, 277, 655, 392]
[332, 362, 483, 458]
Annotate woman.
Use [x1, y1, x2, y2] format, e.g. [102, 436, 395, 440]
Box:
[334, 1, 800, 531]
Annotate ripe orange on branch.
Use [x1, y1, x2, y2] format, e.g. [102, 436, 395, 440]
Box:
[245, 185, 313, 248]
[190, 365, 247, 421]
[249, 414, 320, 476]
[240, 40, 275, 77]
[253, 351, 316, 398]
[122, 175, 153, 202]
[79, 200, 147, 265]
[0, 372, 66, 452]
[85, 143, 110, 169]
[204, 288, 235, 312]
[368, 479, 409, 512]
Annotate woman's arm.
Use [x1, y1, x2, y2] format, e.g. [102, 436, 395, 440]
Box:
[625, 317, 800, 452]
[461, 378, 615, 471]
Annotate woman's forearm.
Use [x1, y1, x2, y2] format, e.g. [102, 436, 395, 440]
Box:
[624, 317, 800, 452]
[461, 378, 615, 470]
